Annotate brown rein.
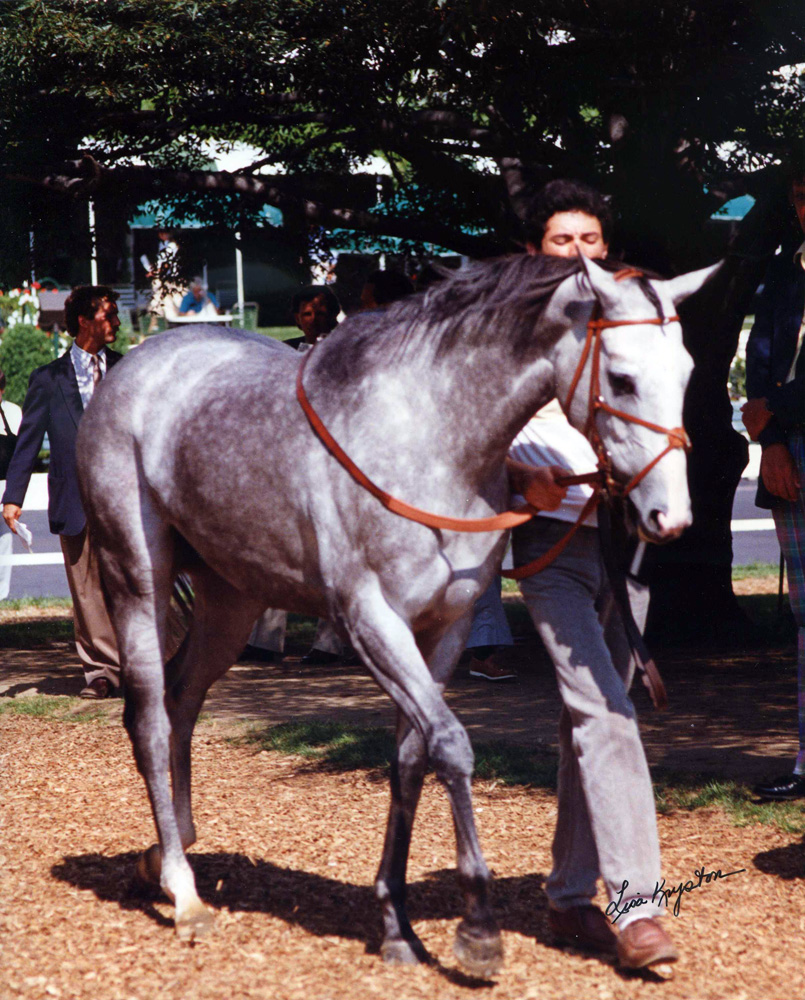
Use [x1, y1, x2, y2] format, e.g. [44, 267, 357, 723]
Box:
[295, 280, 689, 576]
[296, 350, 536, 533]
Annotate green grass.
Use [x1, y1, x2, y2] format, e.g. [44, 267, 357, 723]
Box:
[0, 695, 110, 723]
[249, 719, 397, 770]
[732, 561, 781, 581]
[239, 720, 804, 832]
[654, 774, 805, 834]
[0, 596, 72, 611]
[0, 619, 74, 646]
[0, 596, 74, 647]
[244, 721, 560, 785]
[256, 326, 296, 341]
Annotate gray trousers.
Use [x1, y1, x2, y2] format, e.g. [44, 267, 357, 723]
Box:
[513, 517, 662, 918]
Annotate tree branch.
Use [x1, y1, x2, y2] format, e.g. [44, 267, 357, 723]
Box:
[16, 157, 508, 258]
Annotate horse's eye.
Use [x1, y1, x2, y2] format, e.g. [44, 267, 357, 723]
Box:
[608, 373, 636, 397]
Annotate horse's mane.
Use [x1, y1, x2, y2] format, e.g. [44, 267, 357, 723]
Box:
[393, 254, 583, 358]
[316, 253, 665, 384]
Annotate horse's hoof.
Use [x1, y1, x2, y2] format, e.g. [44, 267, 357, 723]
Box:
[453, 921, 504, 978]
[135, 844, 162, 885]
[381, 936, 430, 966]
[175, 901, 215, 942]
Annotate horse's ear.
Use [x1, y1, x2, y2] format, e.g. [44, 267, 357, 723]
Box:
[663, 262, 723, 306]
[575, 254, 623, 310]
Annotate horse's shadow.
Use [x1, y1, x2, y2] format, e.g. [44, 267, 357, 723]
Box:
[52, 851, 552, 977]
[53, 852, 665, 980]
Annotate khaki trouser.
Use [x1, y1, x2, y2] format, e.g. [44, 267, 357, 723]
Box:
[60, 527, 120, 688]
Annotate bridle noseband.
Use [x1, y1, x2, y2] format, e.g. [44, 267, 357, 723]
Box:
[564, 291, 690, 502]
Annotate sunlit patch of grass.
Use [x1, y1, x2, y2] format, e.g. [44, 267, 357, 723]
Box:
[732, 561, 780, 581]
[256, 326, 296, 341]
[0, 695, 110, 723]
[0, 596, 73, 611]
[654, 774, 805, 834]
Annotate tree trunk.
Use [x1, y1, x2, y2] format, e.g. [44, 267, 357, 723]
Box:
[645, 184, 793, 643]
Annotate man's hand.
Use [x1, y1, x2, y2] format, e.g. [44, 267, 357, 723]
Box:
[3, 503, 21, 533]
[741, 397, 773, 441]
[507, 459, 569, 512]
[760, 443, 800, 502]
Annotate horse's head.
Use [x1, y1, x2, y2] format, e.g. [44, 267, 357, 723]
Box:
[547, 256, 719, 544]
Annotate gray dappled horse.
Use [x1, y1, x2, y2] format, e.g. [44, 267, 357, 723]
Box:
[77, 254, 715, 975]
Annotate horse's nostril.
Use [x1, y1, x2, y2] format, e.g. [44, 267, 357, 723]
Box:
[649, 510, 687, 538]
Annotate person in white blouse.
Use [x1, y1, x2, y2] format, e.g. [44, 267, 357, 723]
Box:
[0, 368, 23, 599]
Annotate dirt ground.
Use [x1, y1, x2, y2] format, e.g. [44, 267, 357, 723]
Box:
[2, 580, 805, 999]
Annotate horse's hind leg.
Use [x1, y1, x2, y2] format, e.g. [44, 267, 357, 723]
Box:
[348, 595, 502, 976]
[137, 568, 265, 891]
[97, 520, 212, 941]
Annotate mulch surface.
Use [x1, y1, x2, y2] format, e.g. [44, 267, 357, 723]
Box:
[2, 580, 805, 999]
[3, 715, 804, 1000]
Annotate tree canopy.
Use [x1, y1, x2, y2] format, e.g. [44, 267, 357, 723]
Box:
[1, 0, 804, 273]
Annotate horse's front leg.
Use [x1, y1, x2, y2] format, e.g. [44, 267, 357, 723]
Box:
[375, 618, 471, 966]
[347, 594, 502, 977]
[375, 714, 428, 965]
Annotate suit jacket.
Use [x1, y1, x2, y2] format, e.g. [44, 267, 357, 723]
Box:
[745, 246, 805, 509]
[1, 348, 123, 535]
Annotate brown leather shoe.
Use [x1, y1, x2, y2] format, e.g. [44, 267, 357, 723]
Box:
[79, 676, 117, 700]
[548, 904, 618, 955]
[616, 917, 678, 968]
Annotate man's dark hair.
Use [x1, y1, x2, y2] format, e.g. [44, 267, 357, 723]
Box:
[523, 179, 613, 246]
[291, 285, 341, 318]
[365, 269, 415, 306]
[0, 369, 5, 391]
[64, 285, 119, 338]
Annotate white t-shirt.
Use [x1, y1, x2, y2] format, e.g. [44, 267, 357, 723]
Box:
[0, 399, 22, 436]
[509, 398, 599, 527]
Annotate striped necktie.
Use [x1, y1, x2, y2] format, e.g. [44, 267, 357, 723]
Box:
[91, 354, 101, 388]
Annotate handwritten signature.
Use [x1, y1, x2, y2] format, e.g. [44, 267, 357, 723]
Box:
[605, 865, 747, 922]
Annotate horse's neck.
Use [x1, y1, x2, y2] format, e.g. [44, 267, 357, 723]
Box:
[382, 340, 561, 485]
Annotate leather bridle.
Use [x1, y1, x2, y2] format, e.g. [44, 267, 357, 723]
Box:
[295, 272, 690, 577]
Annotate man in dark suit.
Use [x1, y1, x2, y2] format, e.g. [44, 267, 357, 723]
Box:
[743, 172, 805, 799]
[2, 286, 123, 699]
